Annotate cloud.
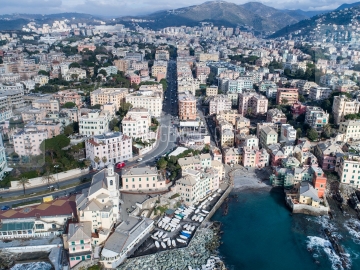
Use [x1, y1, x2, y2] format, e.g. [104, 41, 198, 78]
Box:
[2, 0, 62, 8]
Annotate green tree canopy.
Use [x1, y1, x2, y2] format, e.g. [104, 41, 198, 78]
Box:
[69, 62, 80, 68]
[63, 102, 76, 108]
[307, 128, 319, 141]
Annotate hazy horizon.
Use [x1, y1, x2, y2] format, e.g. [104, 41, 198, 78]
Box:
[0, 0, 357, 17]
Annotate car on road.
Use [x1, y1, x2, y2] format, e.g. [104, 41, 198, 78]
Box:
[1, 206, 10, 211]
[116, 162, 126, 169]
[137, 158, 143, 162]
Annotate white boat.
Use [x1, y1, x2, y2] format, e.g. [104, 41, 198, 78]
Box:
[191, 225, 196, 231]
[199, 216, 204, 222]
[180, 235, 188, 240]
[163, 237, 169, 242]
[177, 238, 187, 244]
[158, 231, 163, 238]
[161, 242, 166, 249]
[189, 206, 196, 210]
[167, 239, 171, 247]
[155, 241, 160, 248]
[172, 240, 176, 247]
[217, 189, 222, 193]
[176, 224, 181, 230]
[199, 213, 206, 217]
[171, 227, 175, 232]
[195, 216, 200, 222]
[151, 235, 158, 240]
[184, 224, 188, 230]
[202, 210, 210, 214]
[182, 230, 191, 234]
[175, 216, 182, 220]
[162, 233, 168, 239]
[158, 221, 163, 227]
[165, 225, 170, 231]
[191, 215, 197, 221]
[195, 209, 200, 214]
[154, 231, 159, 237]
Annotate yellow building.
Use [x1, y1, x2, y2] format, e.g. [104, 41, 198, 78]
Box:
[299, 182, 320, 208]
[206, 86, 218, 97]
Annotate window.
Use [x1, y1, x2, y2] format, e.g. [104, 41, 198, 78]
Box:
[110, 180, 113, 186]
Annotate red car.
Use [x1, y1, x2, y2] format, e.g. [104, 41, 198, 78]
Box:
[116, 162, 125, 169]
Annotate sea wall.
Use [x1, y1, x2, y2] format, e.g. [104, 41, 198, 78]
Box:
[205, 183, 233, 222]
[286, 196, 329, 216]
[2, 244, 61, 253]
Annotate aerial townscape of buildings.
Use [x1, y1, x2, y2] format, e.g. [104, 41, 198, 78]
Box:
[1, 9, 360, 270]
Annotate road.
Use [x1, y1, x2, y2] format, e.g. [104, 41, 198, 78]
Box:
[0, 60, 180, 204]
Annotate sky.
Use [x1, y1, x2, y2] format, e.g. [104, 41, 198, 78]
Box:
[0, 0, 359, 17]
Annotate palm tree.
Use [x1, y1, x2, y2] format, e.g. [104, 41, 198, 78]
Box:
[84, 159, 91, 168]
[42, 171, 55, 187]
[17, 177, 31, 195]
[102, 156, 107, 165]
[94, 156, 100, 168]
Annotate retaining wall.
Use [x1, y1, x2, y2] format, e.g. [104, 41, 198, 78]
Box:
[2, 244, 62, 253]
[9, 168, 89, 190]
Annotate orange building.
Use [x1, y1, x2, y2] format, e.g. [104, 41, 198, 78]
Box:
[178, 93, 197, 120]
[312, 166, 327, 198]
[276, 88, 298, 105]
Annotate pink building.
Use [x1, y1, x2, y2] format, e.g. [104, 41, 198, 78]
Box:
[222, 147, 241, 164]
[242, 146, 269, 168]
[157, 72, 166, 82]
[67, 222, 92, 268]
[196, 66, 210, 77]
[127, 74, 141, 85]
[53, 90, 82, 107]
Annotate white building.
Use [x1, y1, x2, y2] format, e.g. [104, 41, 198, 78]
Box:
[121, 107, 154, 140]
[76, 165, 121, 245]
[0, 134, 8, 180]
[125, 92, 162, 117]
[79, 110, 110, 136]
[209, 95, 232, 115]
[338, 154, 360, 189]
[309, 86, 332, 101]
[280, 124, 297, 144]
[13, 127, 48, 157]
[86, 132, 132, 167]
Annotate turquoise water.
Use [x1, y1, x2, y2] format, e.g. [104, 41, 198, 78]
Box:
[212, 188, 360, 270]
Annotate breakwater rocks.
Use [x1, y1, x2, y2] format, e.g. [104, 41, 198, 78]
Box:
[0, 250, 49, 269]
[118, 226, 225, 270]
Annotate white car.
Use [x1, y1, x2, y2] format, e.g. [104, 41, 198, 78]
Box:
[137, 158, 143, 162]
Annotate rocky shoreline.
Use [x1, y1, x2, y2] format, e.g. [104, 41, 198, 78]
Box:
[118, 222, 226, 270]
[0, 250, 50, 269]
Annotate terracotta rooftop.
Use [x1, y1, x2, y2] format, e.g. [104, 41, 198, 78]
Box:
[0, 195, 77, 220]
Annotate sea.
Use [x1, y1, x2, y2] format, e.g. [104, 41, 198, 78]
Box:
[10, 262, 53, 270]
[212, 187, 360, 270]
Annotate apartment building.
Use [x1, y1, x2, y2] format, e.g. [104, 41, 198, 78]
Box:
[339, 120, 360, 142]
[309, 86, 332, 101]
[242, 146, 269, 168]
[85, 132, 132, 167]
[33, 75, 49, 86]
[91, 88, 128, 111]
[0, 90, 25, 108]
[209, 95, 232, 115]
[13, 127, 48, 157]
[198, 53, 219, 62]
[297, 80, 318, 95]
[221, 129, 234, 147]
[79, 110, 110, 136]
[121, 108, 152, 139]
[121, 166, 167, 191]
[259, 126, 278, 148]
[206, 86, 218, 97]
[305, 106, 329, 129]
[151, 61, 167, 77]
[32, 99, 59, 112]
[332, 95, 360, 125]
[276, 88, 298, 105]
[0, 135, 8, 180]
[114, 59, 130, 72]
[217, 110, 241, 126]
[280, 124, 297, 144]
[338, 154, 360, 189]
[21, 108, 47, 123]
[155, 50, 169, 61]
[126, 92, 162, 117]
[175, 167, 220, 206]
[313, 140, 344, 171]
[53, 90, 82, 107]
[266, 108, 287, 124]
[238, 92, 268, 116]
[178, 92, 197, 121]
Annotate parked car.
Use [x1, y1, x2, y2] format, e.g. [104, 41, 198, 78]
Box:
[137, 158, 143, 162]
[116, 162, 126, 169]
[1, 206, 10, 211]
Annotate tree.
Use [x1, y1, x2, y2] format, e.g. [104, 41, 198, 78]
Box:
[102, 156, 107, 165]
[307, 128, 319, 141]
[63, 102, 76, 108]
[69, 62, 80, 68]
[322, 124, 332, 138]
[84, 159, 91, 168]
[40, 135, 70, 163]
[157, 158, 167, 170]
[98, 69, 107, 77]
[42, 171, 55, 187]
[296, 128, 302, 139]
[17, 177, 30, 195]
[38, 70, 49, 76]
[94, 156, 100, 167]
[64, 124, 74, 136]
